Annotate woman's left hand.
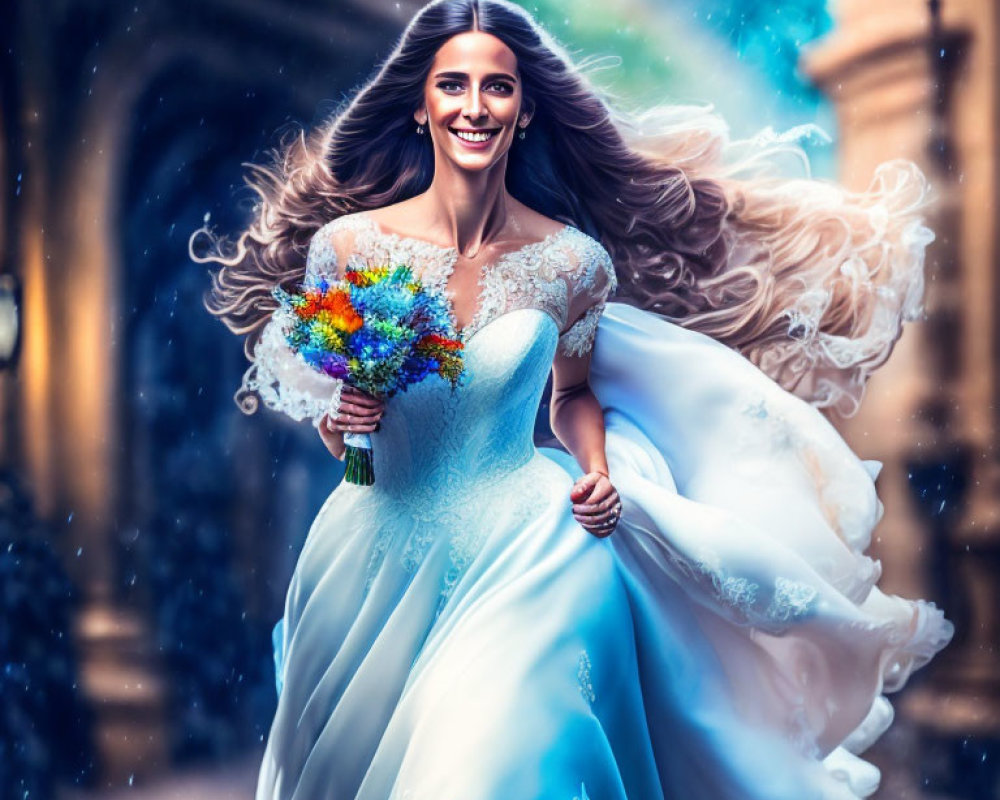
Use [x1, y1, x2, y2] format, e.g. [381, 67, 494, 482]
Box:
[570, 471, 623, 538]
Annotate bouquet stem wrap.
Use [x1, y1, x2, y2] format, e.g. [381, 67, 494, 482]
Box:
[343, 432, 374, 485]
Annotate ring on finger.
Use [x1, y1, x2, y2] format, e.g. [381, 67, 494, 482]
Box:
[337, 414, 374, 426]
[579, 498, 616, 516]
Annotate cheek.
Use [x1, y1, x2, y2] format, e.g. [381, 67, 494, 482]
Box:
[426, 89, 458, 112]
[426, 96, 449, 117]
[501, 92, 521, 115]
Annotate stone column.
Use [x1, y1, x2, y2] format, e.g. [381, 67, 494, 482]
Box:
[9, 1, 169, 788]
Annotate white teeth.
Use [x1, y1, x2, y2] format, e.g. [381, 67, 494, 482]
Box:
[454, 129, 494, 142]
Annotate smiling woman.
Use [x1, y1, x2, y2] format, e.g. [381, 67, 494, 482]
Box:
[418, 35, 531, 177]
[189, 0, 952, 798]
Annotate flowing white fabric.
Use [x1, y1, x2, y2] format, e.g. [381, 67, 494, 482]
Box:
[254, 291, 952, 799]
[557, 301, 954, 797]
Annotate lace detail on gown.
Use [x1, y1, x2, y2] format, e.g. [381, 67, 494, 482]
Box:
[332, 211, 617, 353]
[577, 650, 596, 705]
[555, 235, 617, 358]
[558, 302, 606, 358]
[669, 544, 820, 634]
[239, 211, 619, 430]
[235, 218, 350, 427]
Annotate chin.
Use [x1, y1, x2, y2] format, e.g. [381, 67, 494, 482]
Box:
[447, 152, 505, 170]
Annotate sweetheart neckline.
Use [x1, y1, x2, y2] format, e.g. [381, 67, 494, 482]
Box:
[457, 305, 559, 351]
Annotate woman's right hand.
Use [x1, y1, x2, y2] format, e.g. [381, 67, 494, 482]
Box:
[317, 386, 386, 461]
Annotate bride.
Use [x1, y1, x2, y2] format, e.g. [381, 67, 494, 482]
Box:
[192, 1, 954, 797]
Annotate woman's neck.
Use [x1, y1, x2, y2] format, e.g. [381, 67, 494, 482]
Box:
[418, 158, 513, 258]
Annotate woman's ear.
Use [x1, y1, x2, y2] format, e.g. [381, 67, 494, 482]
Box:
[519, 97, 535, 127]
[414, 106, 428, 126]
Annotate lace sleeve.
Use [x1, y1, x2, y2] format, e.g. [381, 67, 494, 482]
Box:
[305, 219, 345, 283]
[236, 221, 349, 428]
[556, 237, 617, 358]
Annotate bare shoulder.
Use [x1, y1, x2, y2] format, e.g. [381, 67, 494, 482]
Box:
[507, 199, 569, 241]
[361, 199, 424, 237]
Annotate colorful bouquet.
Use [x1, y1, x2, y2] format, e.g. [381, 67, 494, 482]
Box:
[272, 263, 466, 485]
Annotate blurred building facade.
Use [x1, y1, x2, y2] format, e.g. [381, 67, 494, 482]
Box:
[804, 0, 999, 795]
[0, 0, 426, 793]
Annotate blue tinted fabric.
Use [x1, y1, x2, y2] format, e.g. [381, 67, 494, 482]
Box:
[255, 297, 952, 798]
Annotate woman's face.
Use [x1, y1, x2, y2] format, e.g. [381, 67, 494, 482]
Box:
[416, 31, 530, 172]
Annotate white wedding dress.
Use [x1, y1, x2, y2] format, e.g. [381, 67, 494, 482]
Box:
[243, 211, 954, 800]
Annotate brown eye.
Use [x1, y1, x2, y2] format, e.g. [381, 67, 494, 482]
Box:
[488, 82, 514, 94]
[437, 81, 463, 93]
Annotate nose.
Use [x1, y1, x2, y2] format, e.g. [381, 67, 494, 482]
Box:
[463, 86, 487, 121]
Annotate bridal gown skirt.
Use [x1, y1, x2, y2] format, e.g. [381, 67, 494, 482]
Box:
[257, 302, 954, 800]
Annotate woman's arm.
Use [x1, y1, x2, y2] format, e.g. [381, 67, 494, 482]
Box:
[318, 414, 347, 461]
[550, 353, 609, 476]
[550, 345, 621, 538]
[550, 234, 622, 536]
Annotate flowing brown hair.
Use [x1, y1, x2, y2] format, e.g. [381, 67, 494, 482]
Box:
[190, 0, 935, 418]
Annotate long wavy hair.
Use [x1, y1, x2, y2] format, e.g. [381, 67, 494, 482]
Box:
[191, 0, 935, 418]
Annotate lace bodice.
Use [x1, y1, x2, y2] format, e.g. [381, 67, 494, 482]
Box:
[239, 211, 618, 428]
[306, 212, 616, 355]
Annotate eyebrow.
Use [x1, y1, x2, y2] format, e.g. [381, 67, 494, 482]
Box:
[433, 71, 518, 83]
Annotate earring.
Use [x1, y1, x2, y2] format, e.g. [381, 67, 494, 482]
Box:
[416, 123, 425, 135]
[518, 126, 527, 140]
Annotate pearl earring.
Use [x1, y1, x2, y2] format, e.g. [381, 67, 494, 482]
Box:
[416, 123, 425, 135]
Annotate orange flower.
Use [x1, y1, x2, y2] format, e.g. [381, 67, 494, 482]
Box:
[294, 294, 320, 319]
[318, 287, 349, 310]
[324, 291, 363, 333]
